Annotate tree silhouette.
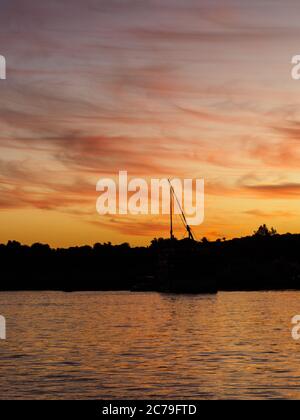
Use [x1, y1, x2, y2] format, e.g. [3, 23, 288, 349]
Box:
[253, 224, 277, 237]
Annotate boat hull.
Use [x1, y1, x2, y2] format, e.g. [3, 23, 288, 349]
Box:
[160, 277, 217, 294]
[156, 244, 218, 294]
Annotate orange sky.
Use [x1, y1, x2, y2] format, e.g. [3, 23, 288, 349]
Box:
[1, 0, 300, 247]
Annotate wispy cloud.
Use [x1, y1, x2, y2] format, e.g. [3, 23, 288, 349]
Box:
[243, 209, 296, 218]
[243, 183, 300, 198]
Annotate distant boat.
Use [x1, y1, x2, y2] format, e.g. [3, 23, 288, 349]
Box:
[157, 180, 218, 294]
[131, 180, 218, 294]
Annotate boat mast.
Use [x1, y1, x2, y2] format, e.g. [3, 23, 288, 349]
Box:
[168, 179, 195, 241]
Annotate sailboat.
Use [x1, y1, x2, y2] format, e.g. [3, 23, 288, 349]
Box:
[157, 180, 218, 294]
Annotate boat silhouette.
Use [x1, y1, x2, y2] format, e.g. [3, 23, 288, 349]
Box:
[132, 180, 218, 294]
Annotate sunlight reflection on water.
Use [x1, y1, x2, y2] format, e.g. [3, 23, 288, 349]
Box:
[0, 291, 300, 399]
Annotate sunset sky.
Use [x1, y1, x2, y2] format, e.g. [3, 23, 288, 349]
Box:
[1, 0, 300, 247]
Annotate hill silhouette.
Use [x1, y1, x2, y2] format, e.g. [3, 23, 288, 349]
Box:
[1, 225, 300, 292]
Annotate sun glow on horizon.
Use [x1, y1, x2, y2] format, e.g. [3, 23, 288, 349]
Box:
[1, 0, 300, 246]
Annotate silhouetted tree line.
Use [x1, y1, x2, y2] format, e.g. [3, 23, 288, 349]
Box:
[1, 225, 300, 291]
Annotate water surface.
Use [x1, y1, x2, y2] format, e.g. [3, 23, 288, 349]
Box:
[0, 291, 299, 399]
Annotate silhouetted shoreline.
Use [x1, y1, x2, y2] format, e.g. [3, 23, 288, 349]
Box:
[1, 227, 300, 292]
